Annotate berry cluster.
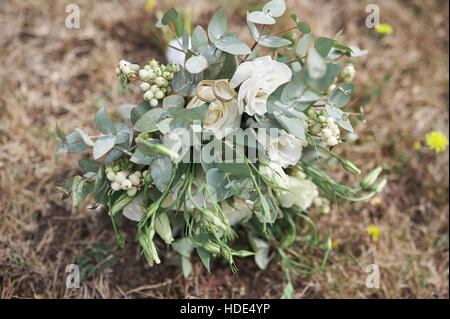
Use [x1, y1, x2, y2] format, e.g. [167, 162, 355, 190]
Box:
[105, 159, 148, 197]
[138, 60, 176, 107]
[306, 109, 341, 147]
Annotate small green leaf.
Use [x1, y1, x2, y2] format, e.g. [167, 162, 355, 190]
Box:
[217, 163, 251, 177]
[297, 22, 311, 34]
[307, 48, 327, 79]
[332, 43, 354, 54]
[258, 35, 291, 48]
[66, 131, 90, 154]
[181, 256, 193, 278]
[263, 0, 286, 17]
[314, 37, 335, 57]
[151, 156, 173, 192]
[196, 247, 211, 273]
[79, 159, 101, 172]
[203, 52, 237, 80]
[172, 237, 194, 258]
[215, 36, 251, 55]
[208, 9, 227, 42]
[161, 8, 178, 25]
[191, 26, 208, 52]
[134, 108, 168, 132]
[162, 95, 185, 109]
[93, 134, 116, 159]
[95, 107, 117, 135]
[296, 33, 312, 57]
[248, 11, 276, 25]
[185, 55, 209, 74]
[328, 83, 354, 108]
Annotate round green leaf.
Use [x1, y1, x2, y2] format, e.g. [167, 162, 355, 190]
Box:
[248, 11, 276, 25]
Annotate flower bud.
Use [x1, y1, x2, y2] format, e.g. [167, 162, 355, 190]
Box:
[154, 213, 174, 244]
[111, 182, 121, 191]
[341, 159, 362, 174]
[373, 177, 387, 193]
[360, 167, 383, 190]
[204, 242, 221, 255]
[155, 90, 164, 99]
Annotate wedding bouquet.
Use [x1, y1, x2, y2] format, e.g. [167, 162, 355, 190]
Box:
[56, 0, 386, 297]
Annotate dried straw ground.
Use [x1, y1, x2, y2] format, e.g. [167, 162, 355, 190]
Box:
[0, 0, 448, 298]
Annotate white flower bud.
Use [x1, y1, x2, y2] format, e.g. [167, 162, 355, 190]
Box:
[140, 82, 151, 91]
[143, 90, 154, 101]
[150, 98, 158, 107]
[114, 171, 127, 184]
[322, 128, 332, 139]
[155, 77, 165, 86]
[144, 65, 151, 71]
[133, 171, 142, 178]
[128, 174, 140, 186]
[111, 182, 121, 191]
[127, 186, 138, 197]
[150, 85, 159, 93]
[327, 136, 339, 146]
[138, 69, 148, 78]
[121, 179, 132, 190]
[155, 90, 164, 99]
[106, 171, 116, 181]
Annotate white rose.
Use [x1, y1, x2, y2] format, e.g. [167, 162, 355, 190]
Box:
[277, 175, 319, 209]
[257, 130, 304, 167]
[186, 85, 241, 140]
[229, 56, 292, 116]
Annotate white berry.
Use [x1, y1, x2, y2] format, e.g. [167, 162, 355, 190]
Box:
[106, 172, 116, 181]
[121, 179, 132, 190]
[128, 174, 140, 186]
[111, 182, 121, 191]
[127, 187, 138, 197]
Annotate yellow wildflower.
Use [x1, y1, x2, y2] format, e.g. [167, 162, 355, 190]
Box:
[332, 239, 339, 250]
[426, 131, 449, 154]
[375, 23, 393, 35]
[413, 141, 421, 151]
[367, 225, 380, 241]
[145, 0, 156, 13]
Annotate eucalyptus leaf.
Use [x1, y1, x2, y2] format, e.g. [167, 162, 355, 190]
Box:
[258, 35, 291, 48]
[131, 101, 151, 125]
[151, 156, 173, 192]
[75, 128, 94, 147]
[314, 37, 335, 57]
[185, 55, 208, 74]
[307, 48, 327, 80]
[296, 33, 312, 57]
[208, 9, 227, 43]
[163, 95, 185, 109]
[328, 83, 354, 108]
[79, 159, 101, 172]
[161, 8, 178, 25]
[247, 12, 260, 41]
[263, 0, 286, 17]
[93, 134, 116, 159]
[94, 107, 117, 135]
[181, 256, 193, 278]
[203, 52, 237, 80]
[248, 11, 276, 25]
[134, 108, 168, 132]
[325, 104, 354, 132]
[215, 36, 251, 55]
[191, 26, 208, 52]
[206, 168, 233, 202]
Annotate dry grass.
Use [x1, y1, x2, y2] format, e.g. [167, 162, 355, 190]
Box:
[0, 0, 448, 299]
